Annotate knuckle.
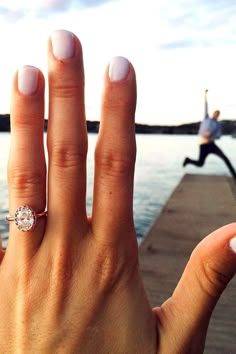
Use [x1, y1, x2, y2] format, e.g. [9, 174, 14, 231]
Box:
[195, 259, 231, 298]
[12, 114, 43, 130]
[8, 169, 45, 198]
[91, 242, 138, 291]
[95, 150, 135, 179]
[103, 93, 135, 115]
[51, 82, 82, 99]
[94, 252, 118, 287]
[11, 115, 33, 129]
[50, 143, 87, 170]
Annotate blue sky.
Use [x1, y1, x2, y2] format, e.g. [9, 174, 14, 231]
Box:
[0, 0, 236, 125]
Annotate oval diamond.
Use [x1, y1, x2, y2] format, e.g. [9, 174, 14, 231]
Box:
[14, 206, 36, 232]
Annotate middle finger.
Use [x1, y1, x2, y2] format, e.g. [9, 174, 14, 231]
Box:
[47, 30, 88, 238]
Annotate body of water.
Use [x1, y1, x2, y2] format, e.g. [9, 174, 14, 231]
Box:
[1, 132, 236, 247]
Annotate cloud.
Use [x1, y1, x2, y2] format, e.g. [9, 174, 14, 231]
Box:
[72, 0, 117, 8]
[0, 0, 116, 21]
[159, 0, 236, 50]
[0, 7, 24, 22]
[160, 39, 210, 50]
[37, 0, 69, 11]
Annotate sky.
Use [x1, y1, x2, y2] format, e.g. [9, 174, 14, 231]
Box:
[0, 0, 236, 125]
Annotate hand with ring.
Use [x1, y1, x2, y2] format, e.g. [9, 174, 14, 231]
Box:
[0, 30, 236, 353]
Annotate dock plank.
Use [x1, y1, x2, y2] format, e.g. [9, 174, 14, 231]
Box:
[139, 174, 236, 353]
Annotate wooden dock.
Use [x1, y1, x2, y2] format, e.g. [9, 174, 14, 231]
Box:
[139, 174, 236, 354]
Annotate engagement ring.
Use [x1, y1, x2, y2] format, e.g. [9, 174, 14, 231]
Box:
[6, 205, 47, 232]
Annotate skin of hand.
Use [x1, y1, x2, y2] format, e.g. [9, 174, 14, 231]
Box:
[0, 30, 236, 354]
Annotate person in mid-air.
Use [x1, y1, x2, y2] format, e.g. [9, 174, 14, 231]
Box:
[183, 89, 236, 179]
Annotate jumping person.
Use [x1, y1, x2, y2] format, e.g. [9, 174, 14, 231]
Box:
[183, 89, 236, 178]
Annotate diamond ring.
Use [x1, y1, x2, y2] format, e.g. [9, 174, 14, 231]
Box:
[6, 205, 47, 232]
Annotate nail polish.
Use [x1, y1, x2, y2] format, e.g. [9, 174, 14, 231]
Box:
[51, 30, 75, 60]
[109, 56, 130, 82]
[18, 66, 39, 95]
[229, 237, 236, 253]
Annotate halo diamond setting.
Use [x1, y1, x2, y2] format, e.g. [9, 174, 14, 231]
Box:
[6, 206, 47, 232]
[14, 206, 36, 232]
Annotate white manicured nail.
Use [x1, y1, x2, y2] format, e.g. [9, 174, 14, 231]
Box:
[51, 30, 75, 60]
[229, 237, 236, 253]
[18, 66, 39, 95]
[109, 56, 130, 82]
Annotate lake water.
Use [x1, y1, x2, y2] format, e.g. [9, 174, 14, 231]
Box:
[1, 132, 236, 248]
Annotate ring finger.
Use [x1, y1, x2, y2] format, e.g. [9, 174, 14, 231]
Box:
[7, 66, 46, 257]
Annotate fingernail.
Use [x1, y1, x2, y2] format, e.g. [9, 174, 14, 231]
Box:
[51, 30, 75, 60]
[18, 66, 39, 95]
[229, 237, 236, 253]
[109, 56, 130, 82]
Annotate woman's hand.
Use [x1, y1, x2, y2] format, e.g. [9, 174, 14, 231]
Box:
[0, 30, 236, 354]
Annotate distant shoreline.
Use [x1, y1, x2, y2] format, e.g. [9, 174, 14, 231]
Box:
[1, 114, 236, 135]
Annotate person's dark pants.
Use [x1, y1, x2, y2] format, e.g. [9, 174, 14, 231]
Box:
[184, 141, 236, 178]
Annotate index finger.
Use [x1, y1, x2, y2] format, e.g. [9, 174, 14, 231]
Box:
[92, 57, 137, 243]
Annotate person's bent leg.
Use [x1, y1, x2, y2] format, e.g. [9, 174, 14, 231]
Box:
[183, 144, 208, 167]
[212, 143, 236, 178]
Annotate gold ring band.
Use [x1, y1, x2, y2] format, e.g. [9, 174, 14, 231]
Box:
[6, 205, 47, 232]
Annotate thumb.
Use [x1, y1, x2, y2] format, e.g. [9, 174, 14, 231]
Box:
[154, 223, 236, 352]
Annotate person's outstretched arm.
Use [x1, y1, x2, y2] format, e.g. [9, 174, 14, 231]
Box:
[0, 30, 236, 354]
[204, 89, 209, 119]
[199, 89, 211, 138]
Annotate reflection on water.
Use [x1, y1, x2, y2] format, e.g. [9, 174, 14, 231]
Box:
[1, 132, 236, 248]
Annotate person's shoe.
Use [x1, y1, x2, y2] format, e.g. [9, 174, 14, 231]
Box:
[182, 157, 189, 167]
